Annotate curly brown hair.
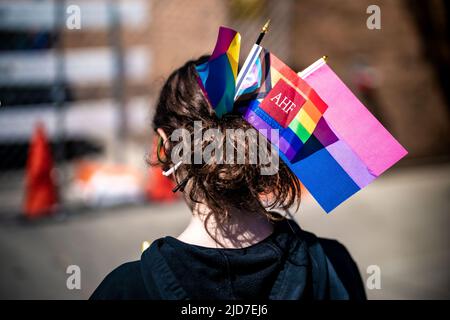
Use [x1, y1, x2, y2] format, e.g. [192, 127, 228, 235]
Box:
[150, 56, 301, 232]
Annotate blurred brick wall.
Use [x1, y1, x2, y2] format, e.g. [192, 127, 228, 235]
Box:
[148, 0, 227, 94]
[147, 0, 294, 93]
[290, 0, 449, 159]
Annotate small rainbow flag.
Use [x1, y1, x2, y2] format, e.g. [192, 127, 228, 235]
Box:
[195, 26, 240, 118]
[235, 46, 328, 163]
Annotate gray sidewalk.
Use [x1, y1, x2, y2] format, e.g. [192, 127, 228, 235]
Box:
[0, 163, 448, 299]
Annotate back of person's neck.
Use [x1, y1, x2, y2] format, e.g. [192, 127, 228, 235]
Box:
[177, 204, 274, 249]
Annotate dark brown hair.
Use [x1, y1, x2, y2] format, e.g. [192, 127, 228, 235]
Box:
[150, 56, 301, 230]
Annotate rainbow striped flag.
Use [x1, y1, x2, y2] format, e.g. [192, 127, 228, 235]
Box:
[235, 46, 328, 163]
[195, 26, 240, 118]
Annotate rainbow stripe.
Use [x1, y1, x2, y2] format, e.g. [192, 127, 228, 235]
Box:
[195, 27, 240, 118]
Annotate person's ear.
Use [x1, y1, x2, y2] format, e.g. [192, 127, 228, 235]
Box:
[156, 128, 170, 164]
[156, 128, 168, 144]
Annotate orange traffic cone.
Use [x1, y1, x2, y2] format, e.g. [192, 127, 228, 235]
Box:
[24, 123, 58, 218]
[145, 136, 178, 202]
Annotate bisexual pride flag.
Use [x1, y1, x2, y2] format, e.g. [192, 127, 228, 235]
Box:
[292, 59, 408, 212]
[195, 26, 407, 213]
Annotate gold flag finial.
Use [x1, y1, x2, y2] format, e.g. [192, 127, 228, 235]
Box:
[256, 19, 271, 45]
[322, 55, 329, 62]
[262, 19, 271, 33]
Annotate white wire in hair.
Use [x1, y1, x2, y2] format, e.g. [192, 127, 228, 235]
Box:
[162, 160, 182, 176]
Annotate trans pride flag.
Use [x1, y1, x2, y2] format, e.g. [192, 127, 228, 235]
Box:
[195, 27, 240, 118]
[195, 26, 408, 213]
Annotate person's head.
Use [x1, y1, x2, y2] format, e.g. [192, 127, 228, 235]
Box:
[150, 56, 301, 230]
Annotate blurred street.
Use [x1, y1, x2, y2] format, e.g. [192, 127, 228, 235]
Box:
[0, 163, 448, 300]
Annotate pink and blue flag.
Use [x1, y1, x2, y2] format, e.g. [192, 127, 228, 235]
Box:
[291, 61, 408, 212]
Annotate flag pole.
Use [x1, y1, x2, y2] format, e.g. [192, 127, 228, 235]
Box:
[298, 55, 328, 79]
[234, 19, 271, 100]
[256, 19, 271, 45]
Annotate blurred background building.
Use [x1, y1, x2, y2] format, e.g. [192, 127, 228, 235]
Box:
[0, 0, 448, 299]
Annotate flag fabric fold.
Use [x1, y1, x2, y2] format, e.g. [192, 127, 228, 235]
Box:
[195, 26, 241, 118]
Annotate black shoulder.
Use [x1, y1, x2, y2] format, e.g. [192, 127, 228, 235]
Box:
[318, 238, 367, 300]
[89, 261, 149, 300]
